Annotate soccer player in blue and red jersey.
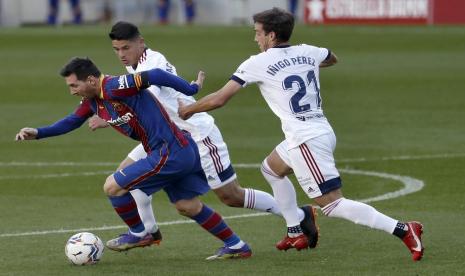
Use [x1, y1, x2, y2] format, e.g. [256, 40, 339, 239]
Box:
[15, 57, 252, 260]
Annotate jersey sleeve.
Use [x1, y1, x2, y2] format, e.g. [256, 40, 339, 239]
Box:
[36, 100, 93, 139]
[303, 44, 330, 64]
[101, 69, 199, 100]
[230, 56, 260, 87]
[140, 69, 198, 95]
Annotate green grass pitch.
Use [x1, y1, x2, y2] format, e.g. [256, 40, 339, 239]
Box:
[0, 24, 464, 275]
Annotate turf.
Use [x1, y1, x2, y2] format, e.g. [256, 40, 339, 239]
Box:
[1, 24, 464, 275]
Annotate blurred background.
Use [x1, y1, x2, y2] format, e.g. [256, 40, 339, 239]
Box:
[1, 1, 465, 274]
[1, 0, 464, 27]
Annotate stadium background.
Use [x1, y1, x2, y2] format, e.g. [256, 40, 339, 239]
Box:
[0, 0, 464, 275]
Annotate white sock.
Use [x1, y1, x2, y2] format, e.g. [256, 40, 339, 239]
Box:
[261, 160, 301, 227]
[243, 188, 282, 216]
[322, 198, 398, 234]
[130, 189, 158, 234]
[243, 188, 304, 220]
[129, 229, 146, 237]
[229, 240, 245, 249]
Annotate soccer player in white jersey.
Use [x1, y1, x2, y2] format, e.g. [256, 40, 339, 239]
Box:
[178, 8, 424, 261]
[88, 21, 319, 258]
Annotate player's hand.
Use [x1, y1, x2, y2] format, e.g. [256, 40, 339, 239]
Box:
[15, 127, 38, 141]
[88, 115, 109, 131]
[177, 99, 193, 120]
[191, 71, 205, 90]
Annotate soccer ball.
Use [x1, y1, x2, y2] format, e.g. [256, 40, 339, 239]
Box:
[65, 232, 104, 265]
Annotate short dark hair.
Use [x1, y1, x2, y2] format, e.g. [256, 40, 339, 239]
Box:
[253, 7, 294, 43]
[60, 57, 101, 80]
[109, 21, 141, 40]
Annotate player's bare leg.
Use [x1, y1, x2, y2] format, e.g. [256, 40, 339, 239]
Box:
[213, 179, 282, 214]
[212, 180, 245, 207]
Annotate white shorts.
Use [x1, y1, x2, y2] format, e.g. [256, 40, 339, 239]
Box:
[127, 124, 236, 190]
[275, 131, 342, 199]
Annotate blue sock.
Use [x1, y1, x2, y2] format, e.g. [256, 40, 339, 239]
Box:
[191, 204, 241, 247]
[109, 193, 145, 234]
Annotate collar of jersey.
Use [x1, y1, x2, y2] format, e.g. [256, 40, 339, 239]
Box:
[273, 44, 291, 48]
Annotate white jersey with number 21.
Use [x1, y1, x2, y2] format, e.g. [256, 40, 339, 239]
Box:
[233, 44, 334, 149]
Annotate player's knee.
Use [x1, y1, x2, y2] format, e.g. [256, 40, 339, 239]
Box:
[103, 175, 124, 196]
[175, 198, 202, 217]
[260, 159, 280, 177]
[262, 152, 292, 177]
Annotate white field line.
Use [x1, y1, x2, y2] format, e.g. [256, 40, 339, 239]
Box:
[0, 152, 464, 167]
[0, 171, 115, 180]
[0, 161, 119, 167]
[338, 152, 465, 163]
[0, 168, 424, 238]
[0, 213, 268, 238]
[339, 168, 424, 203]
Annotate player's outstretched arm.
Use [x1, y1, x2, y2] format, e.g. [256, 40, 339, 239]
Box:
[17, 114, 88, 141]
[320, 52, 338, 68]
[143, 68, 204, 96]
[178, 80, 242, 120]
[15, 127, 38, 141]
